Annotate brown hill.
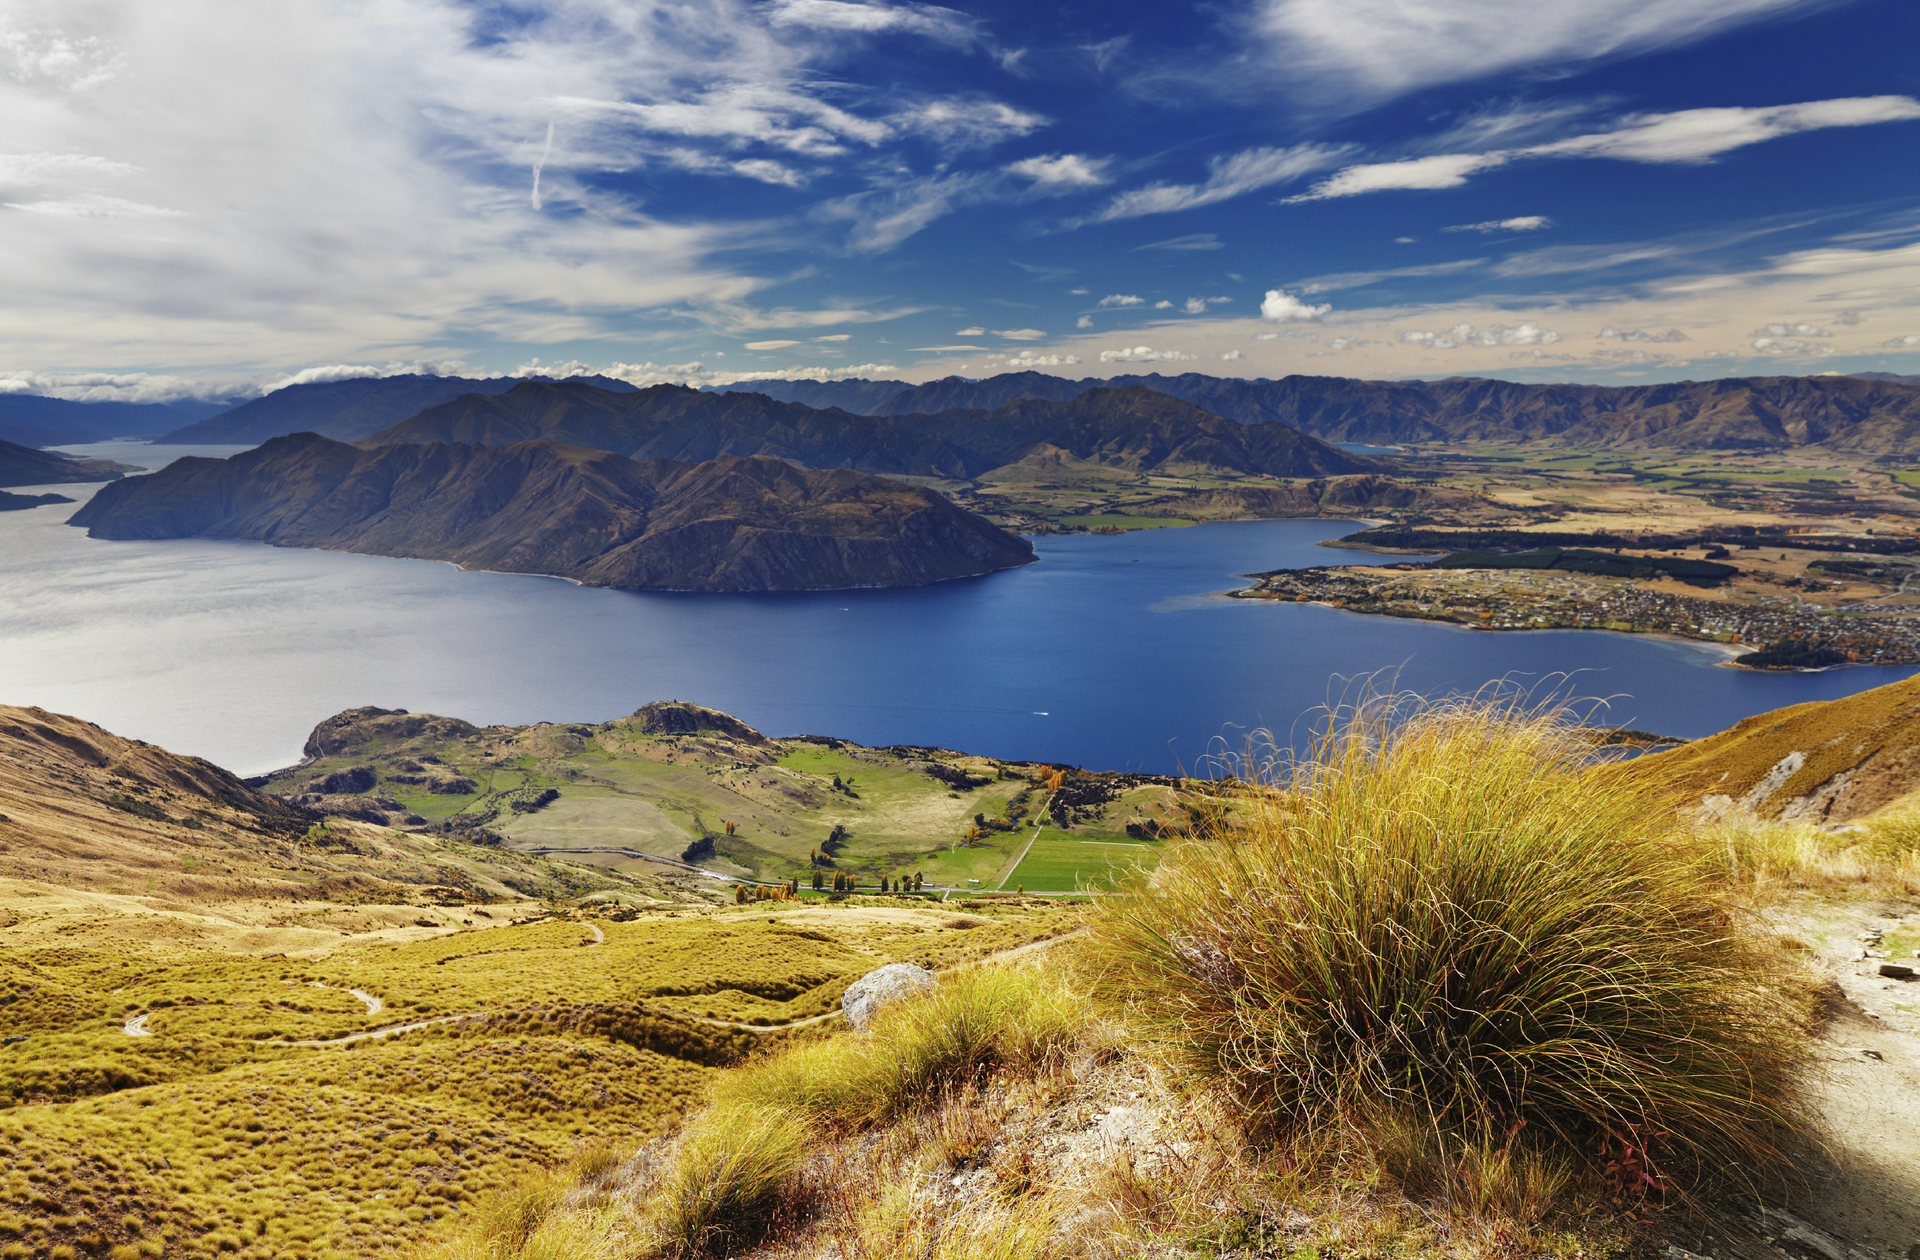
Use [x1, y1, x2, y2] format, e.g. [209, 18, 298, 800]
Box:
[0, 703, 311, 894]
[366, 380, 988, 478]
[888, 386, 1385, 478]
[67, 433, 1035, 591]
[1615, 673, 1920, 823]
[1124, 474, 1496, 521]
[0, 436, 129, 488]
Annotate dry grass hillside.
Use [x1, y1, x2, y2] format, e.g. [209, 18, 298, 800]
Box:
[428, 696, 1920, 1260]
[1612, 673, 1920, 823]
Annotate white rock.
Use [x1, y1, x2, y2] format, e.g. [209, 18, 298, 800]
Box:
[841, 963, 936, 1031]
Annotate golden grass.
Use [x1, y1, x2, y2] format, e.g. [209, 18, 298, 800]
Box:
[1083, 696, 1810, 1199]
[1703, 811, 1920, 897]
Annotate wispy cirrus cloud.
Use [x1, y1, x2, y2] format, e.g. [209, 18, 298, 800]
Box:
[1256, 0, 1844, 108]
[1288, 96, 1920, 202]
[1091, 143, 1353, 221]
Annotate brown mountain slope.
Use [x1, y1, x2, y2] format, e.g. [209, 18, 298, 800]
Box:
[0, 704, 313, 894]
[67, 433, 1035, 591]
[0, 436, 129, 488]
[888, 386, 1386, 477]
[366, 380, 989, 478]
[1613, 673, 1920, 823]
[1124, 474, 1497, 521]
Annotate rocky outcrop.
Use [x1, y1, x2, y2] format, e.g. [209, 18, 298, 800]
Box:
[68, 434, 1036, 592]
[302, 707, 483, 760]
[632, 702, 770, 746]
[841, 963, 935, 1031]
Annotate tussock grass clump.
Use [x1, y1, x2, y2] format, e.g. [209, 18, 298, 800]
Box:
[1084, 697, 1807, 1194]
[650, 1105, 811, 1257]
[711, 966, 1081, 1130]
[1706, 811, 1920, 895]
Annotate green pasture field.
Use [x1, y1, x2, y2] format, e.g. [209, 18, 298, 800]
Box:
[1006, 835, 1159, 893]
[1055, 514, 1193, 529]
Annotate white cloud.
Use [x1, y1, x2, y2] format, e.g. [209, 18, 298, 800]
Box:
[957, 326, 986, 335]
[1590, 348, 1664, 363]
[813, 333, 852, 341]
[1754, 321, 1830, 337]
[1884, 334, 1920, 348]
[1512, 349, 1575, 361]
[1532, 97, 1920, 164]
[1322, 336, 1372, 351]
[1095, 143, 1352, 221]
[1153, 300, 1174, 309]
[1097, 294, 1144, 307]
[1075, 315, 1093, 328]
[1444, 215, 1551, 234]
[1296, 258, 1485, 293]
[3, 192, 183, 218]
[895, 100, 1045, 148]
[1261, 289, 1332, 323]
[1182, 296, 1232, 314]
[745, 339, 802, 349]
[817, 171, 994, 251]
[1402, 321, 1561, 348]
[1258, 0, 1844, 107]
[1255, 329, 1318, 341]
[1288, 153, 1507, 202]
[910, 344, 986, 351]
[1492, 244, 1679, 277]
[993, 328, 1046, 340]
[1135, 233, 1222, 251]
[1001, 351, 1083, 367]
[1598, 325, 1689, 342]
[1219, 350, 1245, 361]
[1068, 287, 1089, 295]
[1007, 153, 1109, 186]
[1098, 346, 1199, 363]
[1750, 336, 1834, 356]
[1291, 96, 1920, 204]
[762, 0, 981, 45]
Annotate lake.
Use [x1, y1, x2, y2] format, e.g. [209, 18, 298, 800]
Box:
[1, 440, 1911, 776]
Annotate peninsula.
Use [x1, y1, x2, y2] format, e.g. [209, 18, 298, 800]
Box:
[68, 433, 1036, 591]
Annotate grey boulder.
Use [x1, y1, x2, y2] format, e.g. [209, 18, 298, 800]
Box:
[841, 963, 936, 1031]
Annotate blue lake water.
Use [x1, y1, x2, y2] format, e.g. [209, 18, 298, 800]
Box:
[0, 440, 1911, 776]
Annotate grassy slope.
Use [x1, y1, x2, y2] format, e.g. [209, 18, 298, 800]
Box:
[0, 896, 1079, 1260]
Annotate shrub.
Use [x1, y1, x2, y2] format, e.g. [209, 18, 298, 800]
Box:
[1082, 696, 1807, 1194]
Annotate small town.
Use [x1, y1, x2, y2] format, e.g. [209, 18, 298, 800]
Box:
[1236, 562, 1920, 666]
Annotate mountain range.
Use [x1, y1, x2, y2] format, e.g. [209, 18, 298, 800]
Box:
[717, 371, 1920, 457]
[153, 374, 642, 446]
[69, 434, 1035, 592]
[365, 381, 986, 478]
[365, 380, 1381, 481]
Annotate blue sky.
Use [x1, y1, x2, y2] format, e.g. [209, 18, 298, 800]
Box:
[2, 0, 1918, 402]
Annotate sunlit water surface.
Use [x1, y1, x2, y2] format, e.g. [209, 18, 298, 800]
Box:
[1, 440, 1910, 775]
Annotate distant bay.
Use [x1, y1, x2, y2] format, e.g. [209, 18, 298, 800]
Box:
[0, 440, 1911, 777]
